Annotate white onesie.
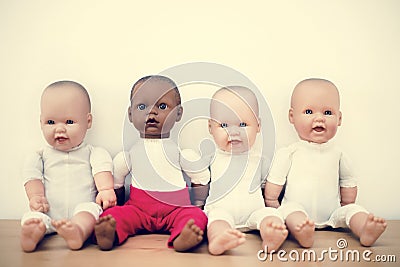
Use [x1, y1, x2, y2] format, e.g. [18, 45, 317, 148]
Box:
[267, 140, 367, 228]
[21, 143, 112, 233]
[204, 148, 282, 231]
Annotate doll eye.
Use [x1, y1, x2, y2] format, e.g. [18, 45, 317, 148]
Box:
[137, 104, 146, 110]
[305, 109, 313, 114]
[239, 122, 247, 127]
[158, 103, 168, 110]
[66, 120, 74, 124]
[47, 120, 55, 125]
[324, 110, 332, 115]
[220, 123, 228, 128]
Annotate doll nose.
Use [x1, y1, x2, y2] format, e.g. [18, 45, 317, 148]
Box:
[227, 126, 240, 136]
[55, 123, 66, 133]
[314, 113, 325, 122]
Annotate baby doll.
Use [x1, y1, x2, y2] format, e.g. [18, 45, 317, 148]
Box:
[265, 78, 387, 247]
[20, 81, 116, 252]
[94, 75, 209, 252]
[204, 86, 288, 255]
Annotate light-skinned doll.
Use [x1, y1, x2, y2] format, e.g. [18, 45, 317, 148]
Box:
[20, 81, 116, 252]
[94, 75, 208, 252]
[205, 86, 288, 255]
[265, 78, 387, 248]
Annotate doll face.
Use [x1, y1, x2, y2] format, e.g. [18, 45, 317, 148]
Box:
[209, 88, 260, 154]
[128, 80, 182, 139]
[289, 79, 342, 144]
[40, 85, 92, 151]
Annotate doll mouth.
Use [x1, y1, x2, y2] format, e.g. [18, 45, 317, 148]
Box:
[55, 137, 68, 143]
[145, 118, 159, 127]
[312, 126, 325, 132]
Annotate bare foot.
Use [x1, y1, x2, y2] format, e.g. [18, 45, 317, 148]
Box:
[359, 214, 387, 246]
[173, 219, 204, 252]
[94, 215, 116, 250]
[208, 229, 246, 255]
[52, 219, 84, 250]
[261, 221, 288, 253]
[20, 218, 46, 252]
[292, 218, 315, 248]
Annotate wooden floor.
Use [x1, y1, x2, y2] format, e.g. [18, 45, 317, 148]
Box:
[1, 220, 399, 267]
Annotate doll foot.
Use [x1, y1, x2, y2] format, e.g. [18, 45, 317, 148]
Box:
[173, 219, 204, 252]
[20, 218, 46, 252]
[292, 218, 315, 248]
[208, 228, 246, 255]
[261, 221, 288, 253]
[94, 215, 116, 250]
[359, 214, 387, 246]
[52, 219, 84, 250]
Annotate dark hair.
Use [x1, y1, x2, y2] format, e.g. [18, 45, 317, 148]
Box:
[130, 75, 181, 105]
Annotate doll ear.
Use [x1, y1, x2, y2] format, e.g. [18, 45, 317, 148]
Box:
[208, 119, 213, 134]
[288, 108, 294, 124]
[176, 105, 183, 122]
[128, 106, 133, 123]
[338, 111, 342, 126]
[87, 113, 93, 129]
[257, 117, 261, 133]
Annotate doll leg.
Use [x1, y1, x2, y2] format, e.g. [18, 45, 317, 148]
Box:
[20, 211, 51, 252]
[167, 206, 207, 252]
[342, 204, 387, 246]
[52, 202, 101, 250]
[253, 208, 288, 253]
[207, 209, 246, 255]
[280, 202, 314, 248]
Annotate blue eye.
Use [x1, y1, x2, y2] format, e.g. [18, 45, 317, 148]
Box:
[47, 120, 55, 125]
[137, 104, 146, 110]
[239, 122, 247, 127]
[220, 123, 228, 128]
[66, 120, 74, 124]
[159, 103, 168, 110]
[305, 109, 313, 114]
[324, 110, 332, 115]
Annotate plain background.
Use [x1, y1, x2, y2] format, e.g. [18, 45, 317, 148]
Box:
[0, 0, 399, 219]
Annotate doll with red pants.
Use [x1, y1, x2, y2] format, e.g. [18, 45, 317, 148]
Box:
[94, 75, 209, 251]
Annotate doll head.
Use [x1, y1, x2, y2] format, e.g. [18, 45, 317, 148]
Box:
[289, 78, 342, 144]
[40, 81, 92, 151]
[128, 75, 183, 139]
[209, 86, 260, 154]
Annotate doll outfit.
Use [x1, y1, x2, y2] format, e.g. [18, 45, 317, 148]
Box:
[204, 148, 283, 231]
[21, 143, 112, 234]
[267, 140, 367, 228]
[102, 138, 209, 247]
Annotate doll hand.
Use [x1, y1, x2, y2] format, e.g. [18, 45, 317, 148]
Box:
[29, 195, 50, 213]
[96, 189, 117, 210]
[265, 199, 280, 208]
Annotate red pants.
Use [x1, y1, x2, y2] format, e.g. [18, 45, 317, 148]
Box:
[101, 185, 207, 247]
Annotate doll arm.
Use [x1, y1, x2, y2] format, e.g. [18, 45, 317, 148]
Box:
[94, 171, 116, 210]
[90, 146, 116, 210]
[264, 181, 283, 208]
[264, 146, 291, 208]
[180, 148, 211, 208]
[339, 151, 358, 206]
[24, 179, 49, 213]
[180, 148, 210, 185]
[113, 151, 130, 189]
[340, 186, 357, 206]
[22, 149, 49, 212]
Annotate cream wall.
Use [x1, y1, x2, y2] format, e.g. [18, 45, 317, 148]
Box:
[0, 0, 399, 219]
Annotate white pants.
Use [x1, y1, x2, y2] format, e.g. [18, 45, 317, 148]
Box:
[279, 202, 368, 228]
[207, 206, 283, 232]
[21, 202, 102, 234]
